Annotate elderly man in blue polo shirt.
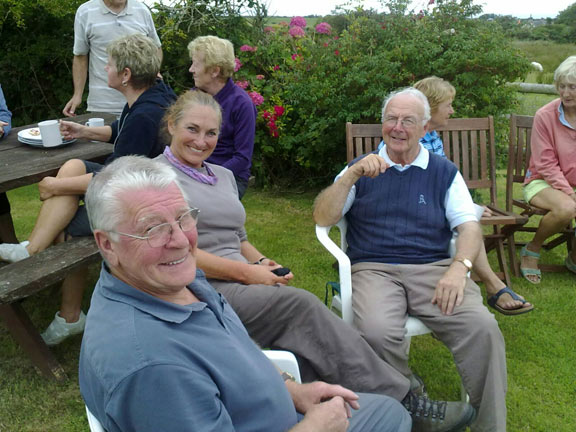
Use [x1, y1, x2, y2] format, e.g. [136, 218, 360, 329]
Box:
[79, 156, 411, 432]
[314, 88, 507, 432]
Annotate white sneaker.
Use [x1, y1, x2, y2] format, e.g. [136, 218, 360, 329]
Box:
[41, 311, 86, 346]
[0, 240, 30, 263]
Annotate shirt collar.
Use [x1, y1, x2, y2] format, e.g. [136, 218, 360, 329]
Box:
[99, 0, 132, 16]
[377, 143, 429, 171]
[420, 130, 438, 144]
[98, 264, 226, 324]
[558, 103, 575, 130]
[213, 78, 235, 103]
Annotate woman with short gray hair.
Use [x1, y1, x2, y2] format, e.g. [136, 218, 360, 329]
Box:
[187, 35, 257, 199]
[0, 34, 176, 345]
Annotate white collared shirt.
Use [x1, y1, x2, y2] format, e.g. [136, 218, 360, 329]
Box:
[336, 144, 478, 230]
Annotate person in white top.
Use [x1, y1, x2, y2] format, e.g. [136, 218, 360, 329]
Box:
[62, 0, 162, 116]
[314, 88, 507, 432]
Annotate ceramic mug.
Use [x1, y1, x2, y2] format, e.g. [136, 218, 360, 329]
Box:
[38, 120, 63, 148]
[85, 118, 105, 127]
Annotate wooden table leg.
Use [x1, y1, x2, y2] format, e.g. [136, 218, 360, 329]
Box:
[0, 303, 67, 381]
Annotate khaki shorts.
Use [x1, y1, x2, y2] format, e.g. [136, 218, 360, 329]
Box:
[523, 179, 576, 203]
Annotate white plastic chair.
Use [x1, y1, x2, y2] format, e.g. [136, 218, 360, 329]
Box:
[263, 349, 302, 383]
[85, 350, 302, 431]
[86, 406, 105, 432]
[315, 219, 468, 402]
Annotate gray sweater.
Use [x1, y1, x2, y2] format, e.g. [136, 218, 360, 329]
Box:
[156, 155, 248, 263]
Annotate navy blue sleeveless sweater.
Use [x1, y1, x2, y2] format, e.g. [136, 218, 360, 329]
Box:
[346, 151, 458, 265]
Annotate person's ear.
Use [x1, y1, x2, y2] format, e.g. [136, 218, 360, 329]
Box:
[210, 66, 221, 79]
[121, 68, 132, 86]
[423, 120, 430, 134]
[94, 230, 119, 266]
[167, 120, 175, 136]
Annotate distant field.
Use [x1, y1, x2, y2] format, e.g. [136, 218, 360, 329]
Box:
[513, 40, 576, 80]
[264, 16, 323, 26]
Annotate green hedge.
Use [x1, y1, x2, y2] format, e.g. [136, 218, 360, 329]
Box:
[1, 0, 529, 185]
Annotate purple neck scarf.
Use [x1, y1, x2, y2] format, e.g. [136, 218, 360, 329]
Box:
[163, 146, 218, 186]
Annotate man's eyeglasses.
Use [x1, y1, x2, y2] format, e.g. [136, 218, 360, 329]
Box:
[383, 116, 420, 129]
[111, 208, 200, 248]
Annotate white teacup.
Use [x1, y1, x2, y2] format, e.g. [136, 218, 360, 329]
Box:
[85, 117, 105, 127]
[38, 120, 63, 148]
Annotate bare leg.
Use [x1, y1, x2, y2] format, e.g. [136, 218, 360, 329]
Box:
[522, 187, 576, 282]
[26, 159, 87, 255]
[474, 245, 531, 310]
[59, 268, 87, 323]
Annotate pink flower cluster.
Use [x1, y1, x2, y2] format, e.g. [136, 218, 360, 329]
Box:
[262, 105, 285, 137]
[264, 26, 275, 33]
[234, 58, 242, 72]
[236, 80, 249, 90]
[248, 91, 264, 106]
[290, 16, 307, 28]
[289, 26, 305, 38]
[314, 22, 332, 35]
[240, 45, 256, 52]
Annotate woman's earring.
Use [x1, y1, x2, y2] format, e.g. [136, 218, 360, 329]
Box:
[122, 81, 128, 87]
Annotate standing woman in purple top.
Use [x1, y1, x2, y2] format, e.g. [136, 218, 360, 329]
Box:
[187, 35, 257, 199]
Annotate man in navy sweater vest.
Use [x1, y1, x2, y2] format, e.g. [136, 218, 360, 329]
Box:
[314, 88, 507, 432]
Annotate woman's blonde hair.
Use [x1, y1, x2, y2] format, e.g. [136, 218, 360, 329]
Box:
[413, 76, 456, 113]
[554, 56, 576, 88]
[164, 90, 223, 134]
[107, 34, 161, 90]
[187, 36, 236, 80]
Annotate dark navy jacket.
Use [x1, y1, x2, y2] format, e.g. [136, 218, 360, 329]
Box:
[106, 80, 177, 164]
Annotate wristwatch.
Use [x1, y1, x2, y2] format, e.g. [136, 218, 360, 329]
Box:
[455, 258, 473, 271]
[281, 371, 296, 382]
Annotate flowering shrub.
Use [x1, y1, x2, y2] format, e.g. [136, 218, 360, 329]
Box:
[234, 0, 528, 186]
[289, 16, 307, 28]
[288, 26, 306, 38]
[240, 44, 256, 52]
[315, 22, 332, 35]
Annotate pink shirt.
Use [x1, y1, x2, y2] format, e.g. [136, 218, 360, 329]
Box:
[525, 98, 576, 195]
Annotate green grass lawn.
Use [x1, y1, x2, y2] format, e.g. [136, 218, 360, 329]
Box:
[1, 181, 575, 430]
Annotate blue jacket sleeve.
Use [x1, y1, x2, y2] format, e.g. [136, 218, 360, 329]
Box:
[105, 364, 236, 432]
[0, 84, 12, 138]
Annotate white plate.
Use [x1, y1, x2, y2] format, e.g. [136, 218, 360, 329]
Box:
[18, 137, 76, 148]
[18, 128, 44, 141]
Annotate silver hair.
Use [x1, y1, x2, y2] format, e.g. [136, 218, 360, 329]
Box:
[85, 156, 186, 237]
[381, 87, 431, 126]
[554, 55, 576, 88]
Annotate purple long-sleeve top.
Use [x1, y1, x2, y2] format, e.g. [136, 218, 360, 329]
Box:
[206, 78, 257, 181]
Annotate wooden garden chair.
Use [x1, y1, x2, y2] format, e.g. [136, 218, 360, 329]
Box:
[505, 114, 574, 275]
[345, 117, 528, 287]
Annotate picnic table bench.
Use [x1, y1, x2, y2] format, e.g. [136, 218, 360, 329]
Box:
[0, 237, 100, 381]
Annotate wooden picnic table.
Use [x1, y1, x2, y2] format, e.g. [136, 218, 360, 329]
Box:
[0, 113, 116, 193]
[0, 112, 115, 381]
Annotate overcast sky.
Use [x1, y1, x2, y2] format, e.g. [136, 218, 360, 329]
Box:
[262, 0, 574, 19]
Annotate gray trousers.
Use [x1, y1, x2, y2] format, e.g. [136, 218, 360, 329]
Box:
[209, 280, 411, 401]
[351, 260, 507, 432]
[295, 392, 412, 432]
